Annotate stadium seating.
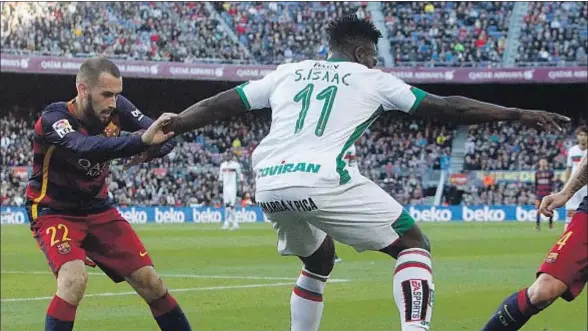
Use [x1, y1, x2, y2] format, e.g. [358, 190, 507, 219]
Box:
[213, 1, 370, 64]
[0, 109, 451, 207]
[517, 1, 588, 66]
[383, 1, 513, 67]
[464, 121, 574, 171]
[3, 2, 586, 66]
[0, 2, 251, 63]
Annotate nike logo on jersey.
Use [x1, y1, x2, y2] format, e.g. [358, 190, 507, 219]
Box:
[140, 251, 148, 257]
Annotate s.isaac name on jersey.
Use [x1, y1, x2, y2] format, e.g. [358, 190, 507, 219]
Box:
[259, 198, 318, 214]
[294, 62, 351, 86]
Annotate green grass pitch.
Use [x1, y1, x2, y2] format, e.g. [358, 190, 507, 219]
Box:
[1, 222, 586, 331]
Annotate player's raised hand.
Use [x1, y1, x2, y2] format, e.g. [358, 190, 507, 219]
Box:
[141, 113, 177, 145]
[517, 109, 570, 132]
[539, 192, 571, 217]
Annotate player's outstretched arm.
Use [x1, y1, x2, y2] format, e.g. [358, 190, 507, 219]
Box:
[117, 96, 176, 159]
[42, 110, 175, 160]
[412, 90, 570, 131]
[163, 90, 246, 136]
[540, 153, 588, 216]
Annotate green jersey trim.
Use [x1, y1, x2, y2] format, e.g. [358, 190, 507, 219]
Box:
[392, 210, 416, 236]
[335, 106, 384, 184]
[409, 87, 427, 113]
[235, 82, 251, 110]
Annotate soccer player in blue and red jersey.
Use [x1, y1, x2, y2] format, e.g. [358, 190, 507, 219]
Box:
[26, 57, 192, 331]
[534, 158, 555, 230]
[481, 153, 587, 330]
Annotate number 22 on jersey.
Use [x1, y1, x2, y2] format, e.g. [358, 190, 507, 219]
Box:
[293, 84, 338, 137]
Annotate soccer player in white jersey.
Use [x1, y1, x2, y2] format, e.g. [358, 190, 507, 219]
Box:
[564, 125, 587, 228]
[219, 152, 242, 230]
[164, 15, 568, 331]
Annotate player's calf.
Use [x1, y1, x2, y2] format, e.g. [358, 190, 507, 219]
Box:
[126, 266, 192, 331]
[46, 260, 88, 331]
[481, 271, 567, 330]
[381, 224, 434, 331]
[290, 236, 335, 331]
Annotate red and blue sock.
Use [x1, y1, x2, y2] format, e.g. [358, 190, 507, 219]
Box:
[45, 295, 77, 331]
[149, 292, 192, 331]
[482, 288, 541, 331]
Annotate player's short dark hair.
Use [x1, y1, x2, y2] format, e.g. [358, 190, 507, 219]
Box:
[327, 14, 382, 52]
[575, 125, 588, 135]
[76, 57, 121, 86]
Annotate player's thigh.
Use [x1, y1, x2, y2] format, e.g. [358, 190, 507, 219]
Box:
[223, 190, 237, 205]
[565, 191, 586, 216]
[256, 190, 327, 257]
[537, 211, 588, 301]
[30, 215, 88, 275]
[84, 209, 152, 283]
[309, 177, 408, 253]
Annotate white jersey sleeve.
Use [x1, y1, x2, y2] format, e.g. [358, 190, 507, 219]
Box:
[567, 147, 574, 168]
[371, 71, 427, 113]
[235, 69, 280, 111]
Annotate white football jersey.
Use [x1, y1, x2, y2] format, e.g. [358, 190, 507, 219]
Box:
[219, 160, 242, 191]
[567, 144, 587, 176]
[236, 59, 425, 190]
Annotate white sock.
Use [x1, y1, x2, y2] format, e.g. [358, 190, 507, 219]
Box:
[290, 268, 328, 331]
[232, 210, 239, 228]
[393, 248, 434, 331]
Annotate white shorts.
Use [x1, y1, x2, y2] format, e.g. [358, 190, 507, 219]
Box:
[255, 176, 414, 257]
[223, 189, 237, 207]
[566, 187, 588, 218]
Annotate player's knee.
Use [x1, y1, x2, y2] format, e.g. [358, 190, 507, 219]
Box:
[528, 273, 567, 306]
[300, 237, 335, 277]
[128, 266, 167, 301]
[56, 260, 88, 304]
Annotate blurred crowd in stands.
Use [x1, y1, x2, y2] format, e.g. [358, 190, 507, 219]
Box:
[463, 121, 576, 171]
[517, 1, 588, 65]
[1, 108, 451, 207]
[384, 1, 512, 67]
[2, 1, 586, 66]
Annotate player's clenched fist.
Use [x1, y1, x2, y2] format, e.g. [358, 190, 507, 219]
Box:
[141, 113, 177, 145]
[539, 191, 571, 217]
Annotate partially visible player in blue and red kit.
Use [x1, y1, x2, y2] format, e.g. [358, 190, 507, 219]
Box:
[534, 158, 555, 230]
[481, 152, 587, 331]
[26, 57, 192, 331]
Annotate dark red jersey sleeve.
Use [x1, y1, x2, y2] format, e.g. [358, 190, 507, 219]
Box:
[116, 95, 175, 158]
[40, 106, 148, 160]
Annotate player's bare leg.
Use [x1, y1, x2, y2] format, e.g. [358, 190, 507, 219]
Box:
[380, 224, 434, 331]
[126, 266, 192, 331]
[481, 274, 567, 330]
[290, 236, 335, 331]
[46, 260, 88, 331]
